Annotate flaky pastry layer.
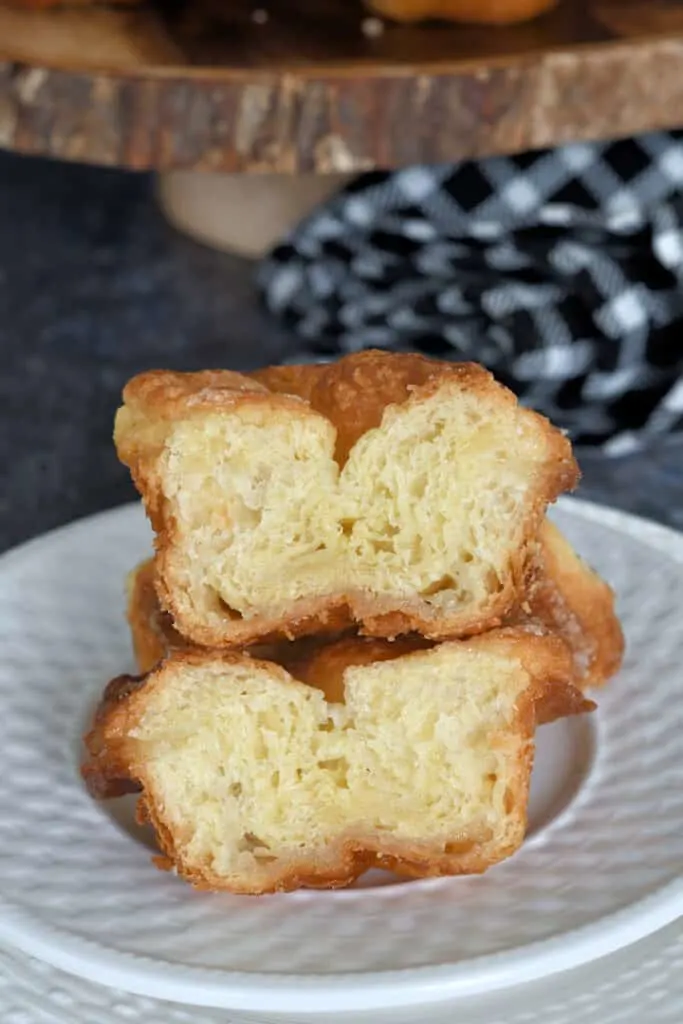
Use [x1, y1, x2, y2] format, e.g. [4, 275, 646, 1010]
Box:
[126, 513, 623, 693]
[83, 631, 593, 894]
[116, 351, 578, 648]
[521, 520, 624, 688]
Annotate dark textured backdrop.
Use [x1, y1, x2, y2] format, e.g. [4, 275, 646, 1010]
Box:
[0, 149, 682, 553]
[0, 150, 296, 551]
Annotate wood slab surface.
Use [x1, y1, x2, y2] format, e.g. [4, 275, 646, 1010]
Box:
[1, 0, 683, 172]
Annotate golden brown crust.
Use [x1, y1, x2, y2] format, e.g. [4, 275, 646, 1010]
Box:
[157, 579, 356, 651]
[81, 674, 145, 799]
[116, 352, 579, 649]
[126, 559, 187, 674]
[250, 362, 324, 407]
[521, 520, 624, 689]
[252, 351, 576, 477]
[82, 630, 593, 893]
[149, 826, 500, 893]
[125, 558, 593, 724]
[254, 351, 450, 464]
[126, 557, 353, 674]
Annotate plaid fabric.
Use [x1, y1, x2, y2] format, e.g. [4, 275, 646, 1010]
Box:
[258, 133, 683, 453]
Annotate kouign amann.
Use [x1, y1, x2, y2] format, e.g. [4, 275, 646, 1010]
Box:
[115, 351, 578, 648]
[82, 630, 593, 894]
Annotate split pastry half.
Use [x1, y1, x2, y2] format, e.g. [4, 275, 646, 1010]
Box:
[115, 351, 578, 647]
[82, 629, 592, 894]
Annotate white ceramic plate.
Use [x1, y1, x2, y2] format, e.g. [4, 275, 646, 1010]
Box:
[3, 918, 683, 1024]
[0, 498, 681, 1016]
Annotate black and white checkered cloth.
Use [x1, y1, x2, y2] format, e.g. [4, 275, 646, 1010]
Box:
[258, 133, 683, 453]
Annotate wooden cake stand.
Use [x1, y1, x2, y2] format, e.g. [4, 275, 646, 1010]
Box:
[1, 0, 683, 253]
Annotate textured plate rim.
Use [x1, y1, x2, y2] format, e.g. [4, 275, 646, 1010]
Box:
[0, 497, 682, 1014]
[2, 917, 683, 1024]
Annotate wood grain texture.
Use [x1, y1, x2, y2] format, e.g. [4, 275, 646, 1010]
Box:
[1, 0, 683, 171]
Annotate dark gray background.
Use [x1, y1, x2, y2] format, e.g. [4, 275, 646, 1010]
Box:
[1, 149, 681, 553]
